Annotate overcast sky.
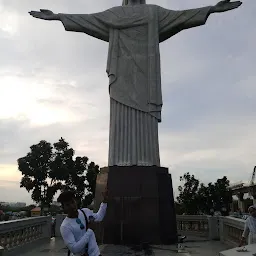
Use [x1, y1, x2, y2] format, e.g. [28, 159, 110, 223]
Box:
[0, 0, 255, 204]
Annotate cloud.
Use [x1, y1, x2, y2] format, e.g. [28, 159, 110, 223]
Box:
[0, 0, 255, 203]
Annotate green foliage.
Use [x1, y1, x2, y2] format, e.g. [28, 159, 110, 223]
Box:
[82, 162, 100, 207]
[177, 173, 200, 214]
[18, 138, 100, 209]
[177, 172, 232, 215]
[174, 202, 184, 215]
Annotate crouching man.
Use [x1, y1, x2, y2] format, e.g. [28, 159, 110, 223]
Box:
[57, 189, 108, 256]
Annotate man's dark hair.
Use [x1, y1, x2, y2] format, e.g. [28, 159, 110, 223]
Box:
[57, 191, 76, 204]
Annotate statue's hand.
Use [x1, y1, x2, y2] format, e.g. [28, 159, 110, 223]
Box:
[29, 9, 59, 20]
[212, 0, 242, 13]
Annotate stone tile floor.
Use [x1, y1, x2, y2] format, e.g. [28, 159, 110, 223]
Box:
[19, 237, 232, 256]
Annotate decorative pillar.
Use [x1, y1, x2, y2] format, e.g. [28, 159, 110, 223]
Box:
[250, 186, 256, 205]
[55, 214, 67, 237]
[252, 194, 256, 205]
[230, 202, 234, 213]
[237, 192, 245, 212]
[0, 246, 4, 256]
[207, 216, 219, 240]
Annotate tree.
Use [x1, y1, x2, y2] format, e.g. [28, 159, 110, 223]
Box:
[82, 162, 100, 207]
[211, 176, 232, 213]
[18, 138, 100, 210]
[197, 183, 212, 214]
[177, 172, 200, 214]
[174, 202, 184, 215]
[177, 172, 233, 215]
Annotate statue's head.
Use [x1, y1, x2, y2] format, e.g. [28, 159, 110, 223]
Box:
[122, 0, 146, 5]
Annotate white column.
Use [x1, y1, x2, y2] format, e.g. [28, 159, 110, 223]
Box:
[55, 214, 67, 237]
[42, 216, 52, 239]
[0, 246, 4, 256]
[207, 216, 219, 240]
[218, 216, 225, 243]
[237, 193, 245, 212]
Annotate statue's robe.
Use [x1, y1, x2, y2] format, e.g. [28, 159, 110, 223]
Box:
[59, 4, 211, 166]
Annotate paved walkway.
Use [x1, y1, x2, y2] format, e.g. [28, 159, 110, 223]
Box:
[19, 238, 68, 256]
[150, 238, 231, 256]
[19, 237, 232, 256]
[180, 239, 232, 256]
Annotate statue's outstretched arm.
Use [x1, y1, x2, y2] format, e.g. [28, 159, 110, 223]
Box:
[29, 9, 109, 42]
[210, 0, 242, 14]
[159, 0, 242, 43]
[29, 9, 60, 21]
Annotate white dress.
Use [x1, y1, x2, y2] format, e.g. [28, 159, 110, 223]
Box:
[242, 216, 256, 244]
[248, 233, 256, 244]
[108, 99, 160, 166]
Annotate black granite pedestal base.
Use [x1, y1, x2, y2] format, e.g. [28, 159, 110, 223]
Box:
[93, 166, 177, 245]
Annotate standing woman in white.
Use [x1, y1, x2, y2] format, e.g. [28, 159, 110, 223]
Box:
[239, 205, 256, 246]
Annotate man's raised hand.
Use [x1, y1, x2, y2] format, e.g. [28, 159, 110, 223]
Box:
[212, 0, 242, 13]
[29, 9, 59, 20]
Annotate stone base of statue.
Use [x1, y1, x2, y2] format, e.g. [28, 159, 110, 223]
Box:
[93, 166, 177, 245]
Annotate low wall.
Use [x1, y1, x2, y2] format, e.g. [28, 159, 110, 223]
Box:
[0, 216, 52, 256]
[56, 214, 219, 241]
[176, 215, 246, 245]
[176, 215, 219, 240]
[219, 216, 245, 247]
[55, 214, 213, 239]
[55, 213, 246, 247]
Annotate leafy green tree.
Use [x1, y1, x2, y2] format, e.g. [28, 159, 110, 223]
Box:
[18, 140, 61, 209]
[18, 138, 100, 210]
[177, 172, 200, 214]
[177, 173, 232, 215]
[174, 202, 184, 215]
[82, 162, 100, 207]
[211, 176, 232, 213]
[197, 183, 212, 214]
[50, 138, 88, 207]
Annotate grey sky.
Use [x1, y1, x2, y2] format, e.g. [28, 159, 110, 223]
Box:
[0, 0, 255, 204]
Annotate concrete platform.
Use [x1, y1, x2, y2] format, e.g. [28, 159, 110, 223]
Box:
[18, 237, 232, 256]
[220, 244, 256, 256]
[184, 240, 232, 256]
[19, 238, 68, 256]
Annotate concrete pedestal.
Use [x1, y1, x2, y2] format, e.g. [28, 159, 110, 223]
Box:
[93, 166, 177, 245]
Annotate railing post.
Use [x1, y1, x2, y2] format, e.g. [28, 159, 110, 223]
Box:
[207, 216, 219, 240]
[0, 246, 4, 256]
[218, 216, 224, 242]
[55, 214, 67, 237]
[42, 216, 52, 239]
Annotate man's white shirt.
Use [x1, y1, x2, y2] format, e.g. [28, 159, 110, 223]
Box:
[60, 203, 107, 256]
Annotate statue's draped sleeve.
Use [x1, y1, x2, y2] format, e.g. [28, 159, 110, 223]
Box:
[59, 8, 148, 43]
[59, 11, 110, 42]
[158, 6, 212, 43]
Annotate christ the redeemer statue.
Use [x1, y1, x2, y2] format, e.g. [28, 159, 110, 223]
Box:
[30, 0, 242, 167]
